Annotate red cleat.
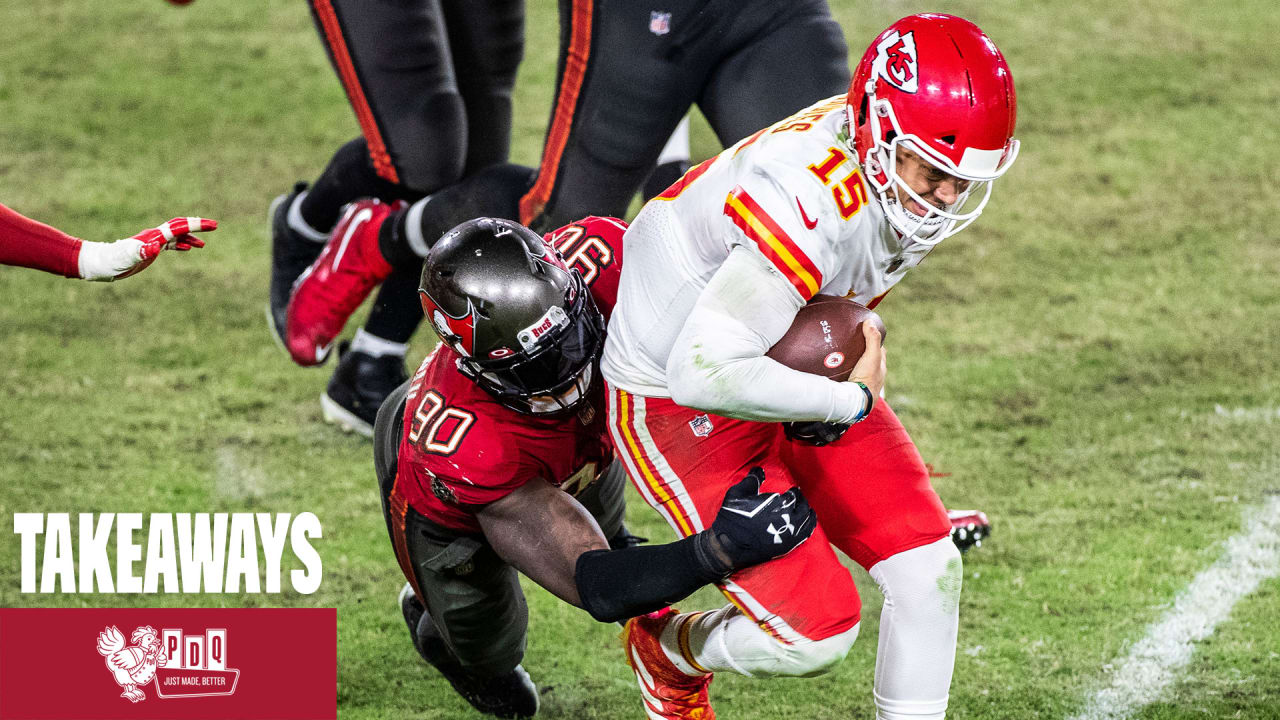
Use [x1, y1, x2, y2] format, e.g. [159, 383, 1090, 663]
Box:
[284, 199, 398, 366]
[623, 608, 715, 720]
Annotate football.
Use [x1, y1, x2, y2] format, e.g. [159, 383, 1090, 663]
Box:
[765, 295, 886, 381]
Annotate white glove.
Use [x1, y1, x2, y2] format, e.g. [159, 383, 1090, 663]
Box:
[79, 216, 216, 281]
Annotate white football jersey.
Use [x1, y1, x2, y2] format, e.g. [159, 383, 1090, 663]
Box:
[602, 95, 932, 398]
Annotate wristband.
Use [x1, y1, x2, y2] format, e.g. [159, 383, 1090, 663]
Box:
[854, 382, 874, 423]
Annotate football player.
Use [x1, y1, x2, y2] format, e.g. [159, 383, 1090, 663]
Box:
[376, 215, 818, 717]
[1, 203, 215, 281]
[267, 0, 526, 434]
[599, 14, 1019, 719]
[272, 0, 851, 437]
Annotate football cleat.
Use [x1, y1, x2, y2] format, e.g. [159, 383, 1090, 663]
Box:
[321, 341, 408, 438]
[398, 583, 539, 719]
[623, 607, 715, 720]
[284, 198, 397, 367]
[608, 525, 649, 551]
[948, 509, 991, 554]
[267, 182, 327, 351]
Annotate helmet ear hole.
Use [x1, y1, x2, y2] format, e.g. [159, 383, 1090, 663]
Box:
[941, 134, 956, 145]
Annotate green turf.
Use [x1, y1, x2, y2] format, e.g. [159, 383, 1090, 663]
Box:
[1, 1, 1278, 718]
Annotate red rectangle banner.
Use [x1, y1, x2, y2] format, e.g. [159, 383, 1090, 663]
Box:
[0, 608, 335, 720]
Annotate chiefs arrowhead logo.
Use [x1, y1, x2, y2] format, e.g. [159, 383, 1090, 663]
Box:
[873, 30, 918, 93]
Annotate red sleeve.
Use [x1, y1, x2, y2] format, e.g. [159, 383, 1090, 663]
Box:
[0, 203, 83, 278]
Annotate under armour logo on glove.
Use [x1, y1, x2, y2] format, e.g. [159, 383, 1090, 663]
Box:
[709, 467, 816, 571]
[767, 514, 797, 544]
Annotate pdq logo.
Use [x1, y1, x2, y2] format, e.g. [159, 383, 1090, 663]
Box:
[96, 625, 240, 702]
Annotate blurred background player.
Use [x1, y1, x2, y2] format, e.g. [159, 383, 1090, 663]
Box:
[279, 0, 850, 434]
[600, 14, 1018, 719]
[1, 203, 215, 281]
[267, 0, 526, 433]
[377, 216, 815, 717]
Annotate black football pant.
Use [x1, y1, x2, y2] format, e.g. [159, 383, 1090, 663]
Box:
[376, 0, 850, 267]
[518, 0, 850, 232]
[301, 0, 524, 344]
[372, 381, 626, 676]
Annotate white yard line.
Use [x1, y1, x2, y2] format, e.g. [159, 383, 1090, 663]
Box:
[1069, 495, 1280, 720]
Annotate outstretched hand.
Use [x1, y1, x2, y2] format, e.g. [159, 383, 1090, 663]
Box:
[81, 217, 217, 281]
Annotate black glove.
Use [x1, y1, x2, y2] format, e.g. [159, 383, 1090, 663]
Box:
[783, 421, 851, 446]
[696, 467, 816, 577]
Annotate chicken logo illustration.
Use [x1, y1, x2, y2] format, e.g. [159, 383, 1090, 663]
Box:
[95, 625, 240, 702]
[96, 625, 168, 703]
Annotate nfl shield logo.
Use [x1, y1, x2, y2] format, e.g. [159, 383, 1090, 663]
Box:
[649, 11, 671, 36]
[688, 414, 713, 438]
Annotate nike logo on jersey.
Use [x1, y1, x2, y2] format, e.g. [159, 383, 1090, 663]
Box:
[796, 197, 818, 229]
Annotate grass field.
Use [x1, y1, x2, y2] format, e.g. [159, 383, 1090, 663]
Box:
[2, 1, 1278, 718]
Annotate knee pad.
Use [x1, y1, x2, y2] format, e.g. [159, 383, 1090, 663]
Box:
[870, 537, 963, 617]
[392, 92, 468, 193]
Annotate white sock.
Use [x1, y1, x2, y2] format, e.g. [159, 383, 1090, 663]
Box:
[404, 195, 434, 259]
[657, 116, 692, 166]
[659, 605, 857, 679]
[288, 191, 331, 243]
[868, 538, 961, 720]
[350, 329, 408, 358]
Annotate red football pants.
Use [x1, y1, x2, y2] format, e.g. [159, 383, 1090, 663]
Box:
[607, 384, 949, 643]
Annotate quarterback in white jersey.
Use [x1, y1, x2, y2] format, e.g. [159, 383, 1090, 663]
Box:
[604, 13, 1019, 720]
[601, 94, 894, 422]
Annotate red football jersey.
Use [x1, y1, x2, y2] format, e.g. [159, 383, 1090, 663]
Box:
[396, 216, 626, 533]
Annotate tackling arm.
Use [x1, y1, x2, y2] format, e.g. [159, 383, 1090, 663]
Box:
[477, 467, 816, 623]
[666, 244, 881, 423]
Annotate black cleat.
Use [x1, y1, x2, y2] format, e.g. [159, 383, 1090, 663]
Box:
[267, 182, 327, 351]
[321, 341, 408, 438]
[398, 584, 539, 718]
[608, 525, 649, 551]
[948, 509, 991, 554]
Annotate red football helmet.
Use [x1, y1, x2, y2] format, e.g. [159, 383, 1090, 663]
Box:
[846, 14, 1019, 245]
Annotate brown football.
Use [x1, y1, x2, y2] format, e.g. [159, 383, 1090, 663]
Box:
[765, 295, 887, 381]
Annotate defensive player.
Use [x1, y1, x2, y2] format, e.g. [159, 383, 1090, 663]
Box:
[1, 203, 215, 281]
[600, 14, 1019, 719]
[376, 215, 816, 717]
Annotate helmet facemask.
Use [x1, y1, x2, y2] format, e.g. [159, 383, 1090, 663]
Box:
[456, 271, 605, 416]
[849, 84, 1019, 247]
